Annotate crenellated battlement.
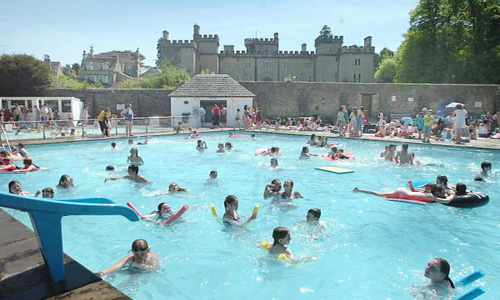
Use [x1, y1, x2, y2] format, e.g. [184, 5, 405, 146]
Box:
[219, 50, 316, 57]
[196, 34, 220, 42]
[340, 45, 374, 53]
[166, 40, 197, 47]
[244, 37, 279, 44]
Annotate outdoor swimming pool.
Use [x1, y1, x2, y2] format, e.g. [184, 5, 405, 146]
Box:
[1, 132, 499, 299]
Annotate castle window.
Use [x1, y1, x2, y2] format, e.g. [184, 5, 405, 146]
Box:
[358, 58, 361, 65]
[358, 74, 361, 82]
[86, 63, 93, 70]
[102, 75, 109, 84]
[101, 63, 109, 70]
[354, 58, 357, 66]
[336, 57, 338, 62]
[353, 74, 356, 82]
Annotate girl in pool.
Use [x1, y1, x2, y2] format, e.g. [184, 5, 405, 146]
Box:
[105, 165, 148, 183]
[423, 258, 455, 297]
[225, 142, 234, 151]
[300, 146, 319, 159]
[13, 158, 40, 172]
[196, 140, 207, 151]
[142, 202, 174, 224]
[280, 179, 303, 199]
[222, 195, 257, 226]
[97, 239, 160, 277]
[127, 148, 144, 166]
[57, 174, 75, 188]
[353, 185, 457, 204]
[8, 180, 29, 196]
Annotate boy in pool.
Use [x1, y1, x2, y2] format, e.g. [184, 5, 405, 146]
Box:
[270, 158, 279, 169]
[57, 175, 75, 188]
[263, 179, 282, 199]
[35, 187, 54, 198]
[306, 208, 322, 226]
[208, 170, 218, 180]
[216, 143, 226, 153]
[8, 180, 29, 196]
[267, 227, 317, 262]
[168, 182, 187, 192]
[111, 142, 118, 149]
[196, 140, 207, 151]
[222, 195, 257, 226]
[128, 138, 148, 145]
[105, 165, 148, 183]
[97, 239, 160, 277]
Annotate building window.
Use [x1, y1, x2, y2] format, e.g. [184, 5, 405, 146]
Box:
[358, 74, 361, 82]
[102, 63, 109, 70]
[102, 75, 109, 84]
[353, 74, 356, 82]
[87, 63, 93, 70]
[358, 58, 361, 65]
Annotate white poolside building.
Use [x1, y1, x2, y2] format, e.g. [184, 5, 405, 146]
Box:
[0, 97, 83, 121]
[169, 74, 255, 128]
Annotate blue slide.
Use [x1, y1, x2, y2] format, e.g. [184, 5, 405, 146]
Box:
[0, 191, 139, 282]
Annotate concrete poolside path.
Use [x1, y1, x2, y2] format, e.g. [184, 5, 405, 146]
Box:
[8, 127, 500, 150]
[0, 209, 129, 300]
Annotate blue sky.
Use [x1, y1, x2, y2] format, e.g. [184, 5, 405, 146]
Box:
[0, 0, 418, 67]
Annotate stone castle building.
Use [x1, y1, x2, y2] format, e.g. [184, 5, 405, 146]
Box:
[157, 24, 375, 83]
[79, 47, 142, 87]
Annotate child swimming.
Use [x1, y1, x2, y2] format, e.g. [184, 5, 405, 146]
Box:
[8, 180, 29, 196]
[127, 148, 145, 166]
[57, 174, 75, 188]
[96, 239, 160, 277]
[306, 208, 322, 226]
[35, 187, 55, 198]
[222, 195, 257, 226]
[142, 202, 175, 224]
[105, 165, 148, 183]
[196, 140, 207, 151]
[216, 143, 226, 153]
[423, 258, 455, 297]
[267, 227, 317, 262]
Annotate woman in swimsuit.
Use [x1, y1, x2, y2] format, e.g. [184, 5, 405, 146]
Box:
[222, 195, 257, 226]
[280, 179, 303, 199]
[300, 146, 319, 159]
[353, 185, 456, 204]
[97, 239, 160, 277]
[13, 158, 40, 172]
[423, 258, 455, 298]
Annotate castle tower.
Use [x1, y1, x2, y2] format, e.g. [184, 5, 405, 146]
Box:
[314, 26, 343, 82]
[193, 24, 219, 74]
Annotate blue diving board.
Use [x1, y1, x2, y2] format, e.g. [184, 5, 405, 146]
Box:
[0, 191, 139, 282]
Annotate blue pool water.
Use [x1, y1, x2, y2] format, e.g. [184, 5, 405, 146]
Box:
[2, 132, 499, 299]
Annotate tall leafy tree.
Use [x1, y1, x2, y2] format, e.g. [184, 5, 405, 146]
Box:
[396, 0, 500, 84]
[0, 54, 52, 95]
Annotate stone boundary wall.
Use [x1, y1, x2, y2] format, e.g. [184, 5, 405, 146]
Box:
[46, 82, 499, 120]
[239, 82, 500, 121]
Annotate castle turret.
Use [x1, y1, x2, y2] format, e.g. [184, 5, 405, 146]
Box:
[274, 32, 279, 40]
[223, 45, 235, 54]
[44, 54, 50, 63]
[163, 30, 169, 40]
[364, 36, 372, 48]
[193, 24, 200, 39]
[82, 50, 86, 62]
[301, 43, 307, 53]
[90, 46, 94, 57]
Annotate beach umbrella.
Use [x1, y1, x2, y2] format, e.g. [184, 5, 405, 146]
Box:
[445, 102, 463, 108]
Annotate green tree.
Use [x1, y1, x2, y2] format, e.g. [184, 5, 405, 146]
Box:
[120, 62, 190, 89]
[374, 47, 395, 69]
[50, 73, 103, 89]
[0, 54, 51, 96]
[374, 57, 397, 83]
[396, 0, 500, 84]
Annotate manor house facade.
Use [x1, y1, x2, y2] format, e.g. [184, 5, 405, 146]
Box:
[157, 24, 375, 83]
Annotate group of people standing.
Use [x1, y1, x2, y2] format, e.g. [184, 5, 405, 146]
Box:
[336, 105, 368, 137]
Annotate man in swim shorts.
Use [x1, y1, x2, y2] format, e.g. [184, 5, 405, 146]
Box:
[264, 179, 282, 199]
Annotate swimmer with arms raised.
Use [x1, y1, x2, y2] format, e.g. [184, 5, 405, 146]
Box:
[97, 239, 160, 277]
[127, 148, 144, 166]
[222, 195, 257, 226]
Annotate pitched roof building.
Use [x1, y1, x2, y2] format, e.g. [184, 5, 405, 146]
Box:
[78, 47, 142, 87]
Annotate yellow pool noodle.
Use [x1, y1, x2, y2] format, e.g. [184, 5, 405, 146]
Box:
[210, 205, 218, 218]
[252, 205, 259, 215]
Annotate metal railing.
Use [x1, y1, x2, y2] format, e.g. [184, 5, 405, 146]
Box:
[0, 116, 203, 141]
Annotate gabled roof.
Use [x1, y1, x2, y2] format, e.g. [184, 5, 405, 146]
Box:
[169, 74, 255, 97]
